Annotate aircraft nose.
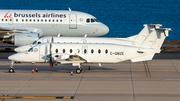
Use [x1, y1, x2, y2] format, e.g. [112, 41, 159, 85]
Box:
[8, 55, 15, 60]
[99, 23, 109, 36]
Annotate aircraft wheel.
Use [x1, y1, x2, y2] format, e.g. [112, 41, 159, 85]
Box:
[9, 68, 15, 73]
[76, 68, 81, 74]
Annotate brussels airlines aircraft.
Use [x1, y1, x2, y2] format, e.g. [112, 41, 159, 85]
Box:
[0, 9, 109, 46]
[8, 24, 171, 73]
[14, 24, 162, 52]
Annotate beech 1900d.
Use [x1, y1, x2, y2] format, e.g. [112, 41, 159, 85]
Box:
[8, 24, 171, 73]
[14, 24, 162, 52]
[0, 9, 109, 46]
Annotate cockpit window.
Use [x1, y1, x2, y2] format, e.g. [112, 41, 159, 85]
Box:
[91, 19, 95, 23]
[32, 41, 37, 45]
[86, 18, 99, 23]
[94, 18, 99, 22]
[38, 42, 41, 44]
[28, 47, 33, 52]
[86, 19, 90, 23]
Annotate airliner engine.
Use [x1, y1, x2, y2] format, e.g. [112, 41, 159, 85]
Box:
[3, 33, 39, 46]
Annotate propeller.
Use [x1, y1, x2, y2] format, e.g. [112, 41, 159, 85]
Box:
[49, 43, 53, 69]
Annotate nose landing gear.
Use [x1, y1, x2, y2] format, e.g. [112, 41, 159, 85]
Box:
[76, 65, 82, 74]
[9, 61, 15, 73]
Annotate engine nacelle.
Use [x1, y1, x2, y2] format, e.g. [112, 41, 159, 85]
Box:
[3, 33, 39, 46]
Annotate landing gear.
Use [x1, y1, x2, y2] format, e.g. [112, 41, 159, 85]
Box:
[76, 65, 82, 74]
[9, 61, 15, 73]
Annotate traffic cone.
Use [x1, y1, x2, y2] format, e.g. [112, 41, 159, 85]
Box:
[71, 71, 73, 76]
[36, 67, 38, 72]
[32, 69, 34, 74]
[88, 65, 90, 70]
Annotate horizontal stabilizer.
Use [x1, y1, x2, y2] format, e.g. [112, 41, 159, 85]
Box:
[131, 53, 155, 62]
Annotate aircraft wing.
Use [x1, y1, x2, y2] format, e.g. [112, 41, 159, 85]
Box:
[52, 53, 87, 66]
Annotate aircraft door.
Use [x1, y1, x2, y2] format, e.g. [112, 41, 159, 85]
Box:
[39, 44, 47, 62]
[8, 17, 14, 25]
[69, 14, 77, 29]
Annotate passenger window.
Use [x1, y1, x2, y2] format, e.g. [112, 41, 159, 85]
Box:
[37, 19, 39, 22]
[70, 49, 73, 53]
[2, 19, 3, 21]
[29, 19, 31, 22]
[5, 19, 7, 21]
[26, 19, 28, 22]
[34, 48, 38, 52]
[63, 49, 65, 53]
[45, 19, 47, 22]
[16, 19, 18, 22]
[56, 19, 58, 22]
[55, 49, 58, 53]
[98, 49, 101, 54]
[49, 19, 51, 22]
[33, 19, 35, 22]
[60, 19, 62, 22]
[105, 49, 108, 54]
[86, 19, 90, 23]
[53, 19, 54, 22]
[22, 19, 24, 22]
[91, 49, 94, 53]
[41, 19, 43, 22]
[84, 49, 87, 53]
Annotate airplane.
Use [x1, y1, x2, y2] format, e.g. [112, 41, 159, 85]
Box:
[0, 9, 109, 46]
[14, 24, 162, 52]
[8, 24, 171, 74]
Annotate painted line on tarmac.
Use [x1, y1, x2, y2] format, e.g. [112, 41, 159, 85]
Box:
[0, 95, 74, 99]
[143, 61, 151, 77]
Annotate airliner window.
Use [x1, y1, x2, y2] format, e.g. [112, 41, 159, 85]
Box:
[2, 19, 3, 21]
[56, 19, 58, 22]
[16, 19, 18, 22]
[34, 48, 38, 52]
[52, 20, 54, 22]
[105, 49, 108, 54]
[26, 19, 28, 22]
[60, 19, 62, 22]
[37, 19, 39, 22]
[70, 49, 73, 53]
[22, 19, 24, 22]
[91, 19, 95, 23]
[28, 48, 33, 52]
[45, 19, 47, 22]
[63, 49, 65, 53]
[94, 19, 99, 22]
[5, 19, 7, 21]
[84, 49, 87, 53]
[33, 19, 35, 22]
[55, 49, 58, 53]
[29, 19, 31, 22]
[86, 19, 90, 23]
[49, 19, 51, 22]
[98, 49, 101, 54]
[91, 49, 94, 53]
[32, 41, 37, 44]
[38, 42, 41, 44]
[41, 19, 43, 22]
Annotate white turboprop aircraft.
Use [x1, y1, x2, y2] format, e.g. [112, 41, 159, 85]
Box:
[0, 9, 109, 46]
[8, 24, 171, 73]
[14, 24, 162, 52]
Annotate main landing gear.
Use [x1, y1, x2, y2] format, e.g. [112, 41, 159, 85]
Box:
[76, 65, 82, 74]
[9, 61, 15, 73]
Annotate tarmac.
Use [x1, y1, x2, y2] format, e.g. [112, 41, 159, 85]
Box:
[0, 59, 180, 101]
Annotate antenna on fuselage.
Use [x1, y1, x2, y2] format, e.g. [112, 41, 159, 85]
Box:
[68, 7, 71, 11]
[84, 34, 87, 37]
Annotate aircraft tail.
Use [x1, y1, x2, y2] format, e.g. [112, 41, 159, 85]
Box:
[131, 25, 171, 62]
[127, 24, 162, 46]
